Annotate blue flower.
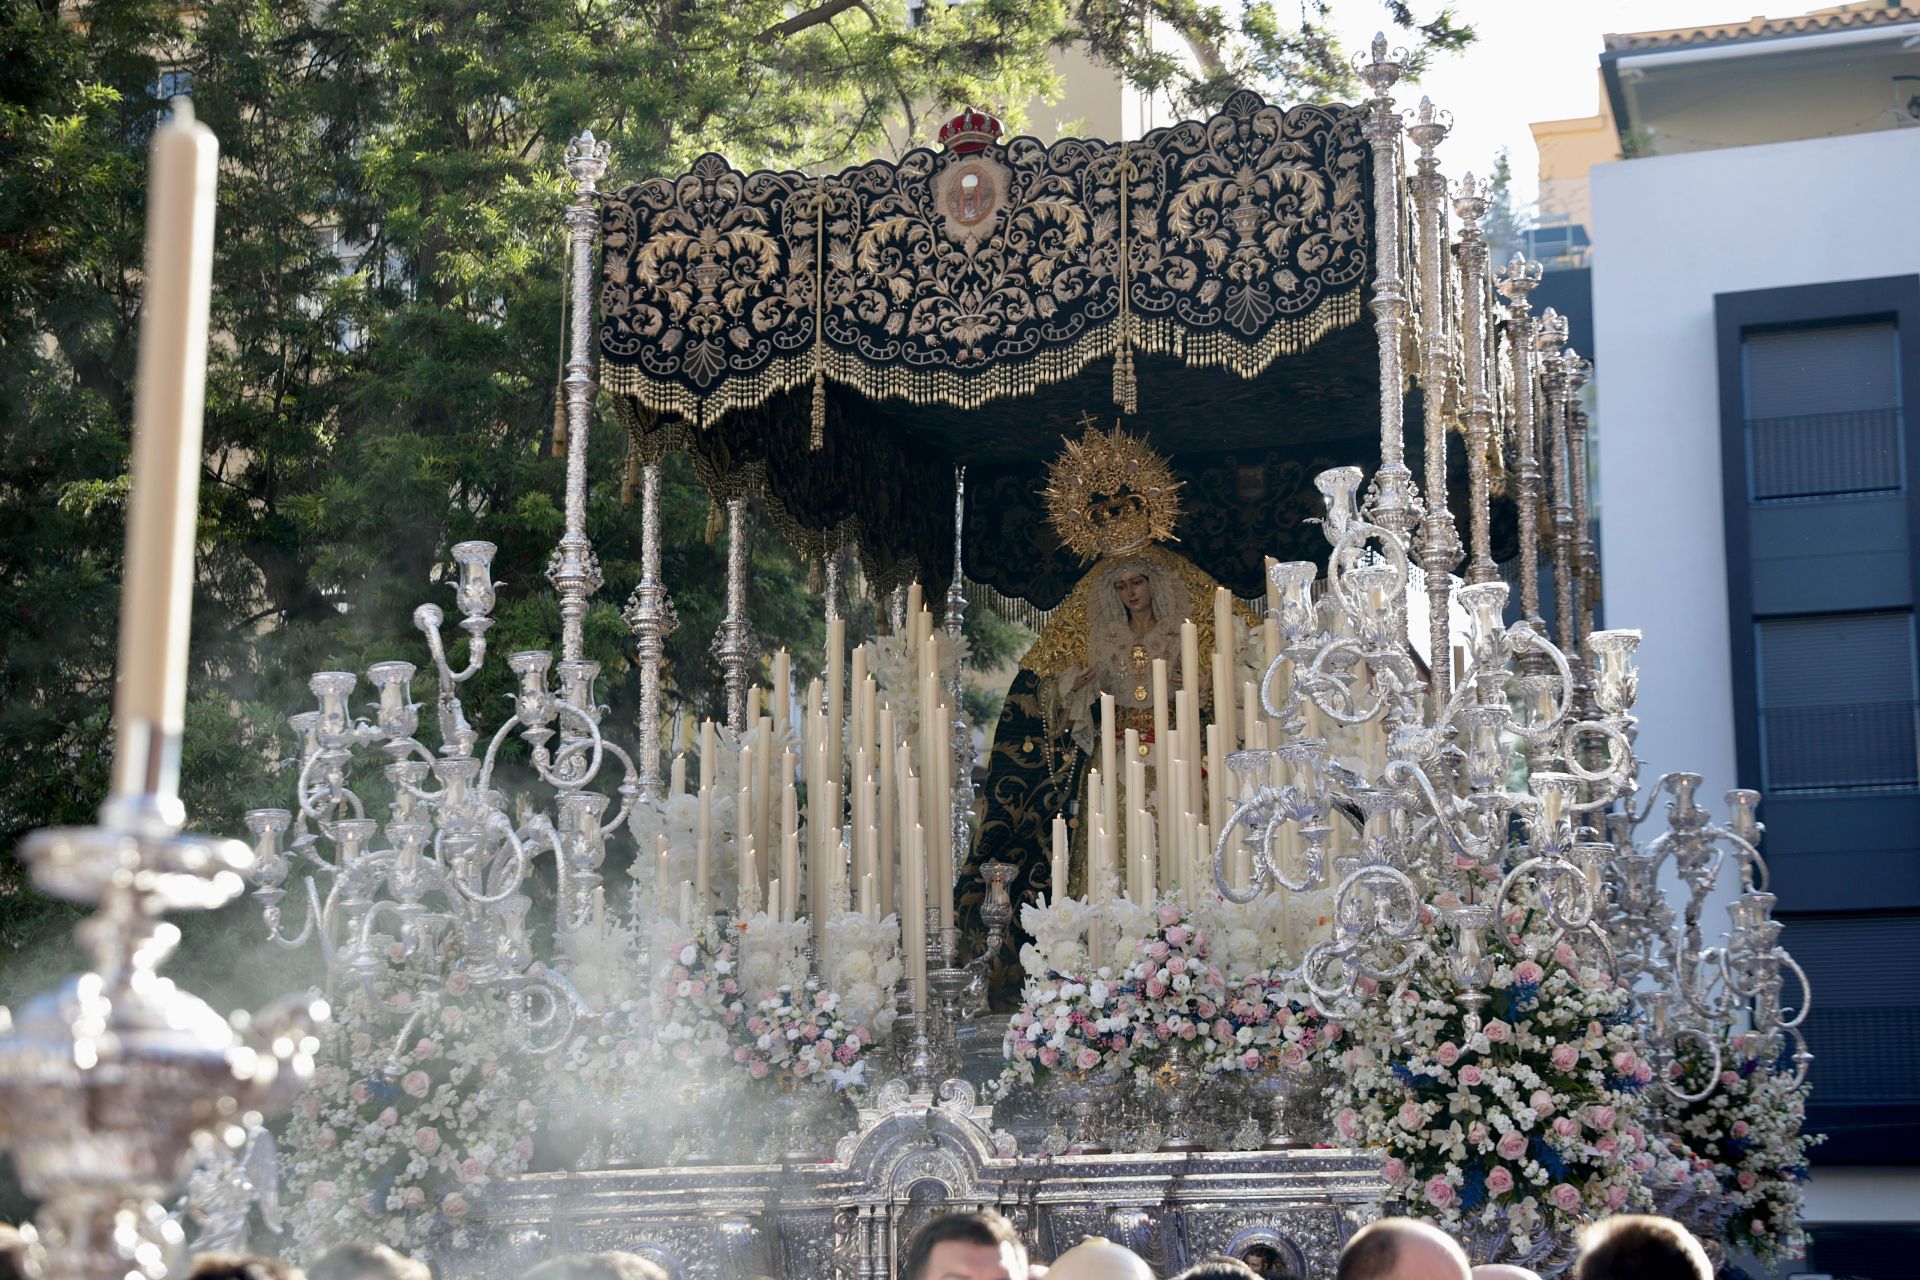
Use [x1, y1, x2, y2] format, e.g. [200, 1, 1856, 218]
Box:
[1458, 1166, 1489, 1212]
[1529, 1136, 1568, 1181]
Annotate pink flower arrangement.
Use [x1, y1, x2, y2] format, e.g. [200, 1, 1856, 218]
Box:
[729, 977, 874, 1090]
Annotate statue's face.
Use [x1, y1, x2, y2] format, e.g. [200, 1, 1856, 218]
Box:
[1113, 571, 1153, 619]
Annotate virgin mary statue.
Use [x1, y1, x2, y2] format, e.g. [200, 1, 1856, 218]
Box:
[956, 425, 1251, 1008]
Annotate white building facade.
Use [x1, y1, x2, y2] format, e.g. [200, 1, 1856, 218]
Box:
[1586, 9, 1920, 1273]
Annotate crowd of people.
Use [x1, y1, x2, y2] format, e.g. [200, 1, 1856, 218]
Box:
[0, 1209, 1725, 1280]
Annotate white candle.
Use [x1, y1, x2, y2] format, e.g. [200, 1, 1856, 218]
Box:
[827, 617, 846, 795]
[113, 100, 219, 803]
[655, 834, 669, 908]
[878, 706, 897, 916]
[678, 879, 693, 930]
[905, 816, 928, 1010]
[754, 718, 773, 874]
[772, 648, 791, 733]
[696, 719, 716, 903]
[736, 744, 754, 904]
[1052, 815, 1070, 904]
[671, 751, 687, 797]
[1099, 691, 1118, 855]
[769, 875, 783, 923]
[1151, 658, 1171, 859]
[1213, 586, 1234, 737]
[859, 870, 875, 919]
[781, 830, 800, 921]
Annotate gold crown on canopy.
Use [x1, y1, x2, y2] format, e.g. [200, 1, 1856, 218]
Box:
[1043, 417, 1183, 562]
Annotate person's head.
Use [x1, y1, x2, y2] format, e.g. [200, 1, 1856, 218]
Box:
[1111, 569, 1154, 622]
[1336, 1219, 1471, 1280]
[904, 1211, 1028, 1280]
[186, 1256, 305, 1280]
[307, 1244, 430, 1280]
[523, 1254, 669, 1280]
[0, 1225, 33, 1280]
[1045, 1238, 1154, 1280]
[1471, 1267, 1542, 1280]
[1174, 1258, 1260, 1280]
[1572, 1215, 1711, 1280]
[1237, 1244, 1286, 1279]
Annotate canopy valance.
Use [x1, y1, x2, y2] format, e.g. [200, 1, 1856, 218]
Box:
[598, 91, 1373, 434]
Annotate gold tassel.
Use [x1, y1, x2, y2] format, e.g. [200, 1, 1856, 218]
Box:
[550, 383, 567, 458]
[807, 557, 823, 594]
[705, 501, 723, 545]
[1112, 341, 1137, 416]
[811, 368, 826, 450]
[621, 443, 640, 507]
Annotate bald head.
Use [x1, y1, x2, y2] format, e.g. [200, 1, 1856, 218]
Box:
[1337, 1220, 1470, 1280]
[1472, 1267, 1542, 1280]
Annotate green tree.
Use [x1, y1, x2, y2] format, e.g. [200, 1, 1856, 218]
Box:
[1482, 146, 1532, 267]
[0, 0, 1475, 990]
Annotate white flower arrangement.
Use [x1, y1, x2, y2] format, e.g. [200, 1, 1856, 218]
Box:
[1666, 1032, 1822, 1263]
[1322, 922, 1654, 1257]
[821, 909, 903, 1038]
[864, 632, 971, 745]
[736, 911, 810, 998]
[284, 988, 536, 1260]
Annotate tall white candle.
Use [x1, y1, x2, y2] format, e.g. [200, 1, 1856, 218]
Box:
[827, 618, 846, 799]
[671, 751, 687, 797]
[878, 706, 897, 917]
[769, 875, 783, 923]
[736, 744, 754, 905]
[1051, 815, 1070, 904]
[906, 821, 929, 1010]
[113, 99, 219, 804]
[1099, 691, 1118, 856]
[772, 648, 791, 733]
[1151, 658, 1171, 859]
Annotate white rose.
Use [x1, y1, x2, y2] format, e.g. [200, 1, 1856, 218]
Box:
[679, 944, 698, 966]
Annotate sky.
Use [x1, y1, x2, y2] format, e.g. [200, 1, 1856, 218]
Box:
[1326, 0, 1777, 207]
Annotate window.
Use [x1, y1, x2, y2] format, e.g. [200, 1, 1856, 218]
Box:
[155, 68, 194, 103]
[1779, 911, 1920, 1107]
[1756, 611, 1917, 792]
[1744, 321, 1902, 501]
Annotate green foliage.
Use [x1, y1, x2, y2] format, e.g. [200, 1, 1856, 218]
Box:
[1482, 147, 1531, 268]
[0, 0, 1475, 1011]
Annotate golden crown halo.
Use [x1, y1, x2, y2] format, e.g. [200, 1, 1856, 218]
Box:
[1043, 417, 1183, 562]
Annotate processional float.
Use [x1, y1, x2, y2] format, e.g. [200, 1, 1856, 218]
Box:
[0, 40, 1816, 1280]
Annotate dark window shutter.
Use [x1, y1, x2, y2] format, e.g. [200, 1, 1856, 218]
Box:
[1744, 322, 1902, 499]
[1756, 612, 1916, 791]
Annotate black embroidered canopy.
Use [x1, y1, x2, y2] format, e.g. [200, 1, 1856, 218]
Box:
[597, 90, 1453, 605]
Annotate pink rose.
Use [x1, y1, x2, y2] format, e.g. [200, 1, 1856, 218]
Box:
[748, 1059, 769, 1079]
[1731, 1120, 1750, 1138]
[314, 1127, 337, 1151]
[351, 1081, 372, 1104]
[401, 1070, 431, 1098]
[1613, 1049, 1640, 1076]
[514, 1139, 534, 1161]
[301, 1096, 321, 1120]
[1737, 1171, 1757, 1190]
[1324, 1022, 1344, 1042]
[378, 1106, 399, 1126]
[1397, 1101, 1424, 1130]
[1513, 960, 1544, 985]
[1076, 1048, 1101, 1071]
[1549, 1183, 1582, 1213]
[414, 1126, 441, 1155]
[1355, 976, 1379, 996]
[1165, 926, 1189, 948]
[1484, 1019, 1512, 1044]
[1553, 1116, 1579, 1139]
[1459, 1065, 1484, 1087]
[1468, 1122, 1488, 1146]
[351, 1031, 374, 1055]
[1487, 1166, 1515, 1194]
[1435, 1041, 1460, 1067]
[1551, 1043, 1579, 1071]
[1554, 942, 1578, 967]
[1530, 1089, 1555, 1116]
[1587, 1105, 1616, 1131]
[1497, 1131, 1528, 1161]
[1213, 1019, 1234, 1043]
[1595, 1137, 1617, 1156]
[1335, 1108, 1359, 1139]
[1424, 1177, 1455, 1209]
[1380, 1157, 1405, 1183]
[1157, 904, 1183, 928]
[441, 1193, 469, 1220]
[446, 971, 470, 995]
[1039, 1048, 1060, 1068]
[1606, 1185, 1630, 1211]
[1241, 1049, 1263, 1071]
[413, 1038, 437, 1061]
[1280, 1043, 1307, 1069]
[403, 1186, 426, 1210]
[1146, 979, 1168, 999]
